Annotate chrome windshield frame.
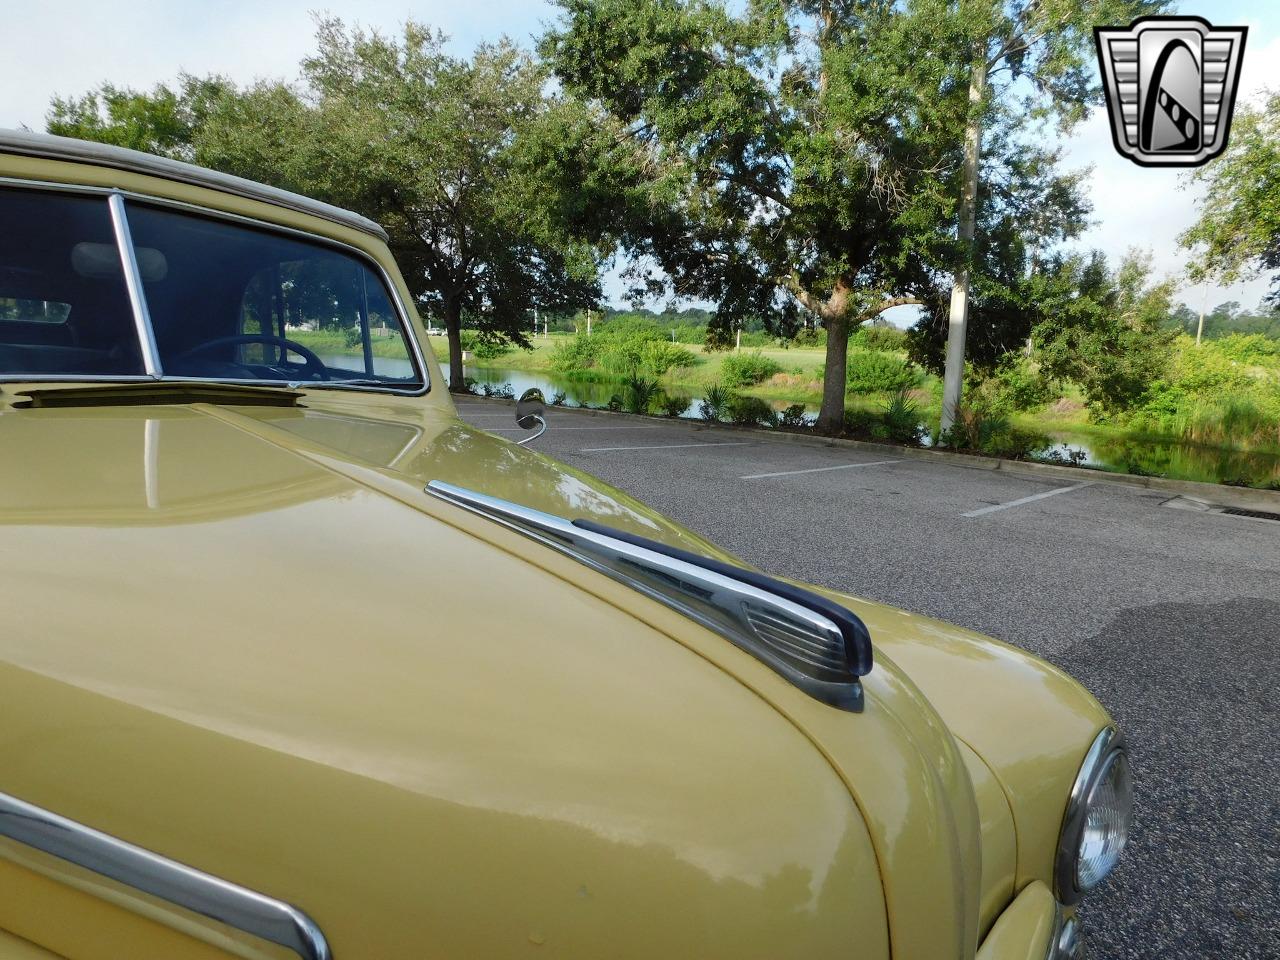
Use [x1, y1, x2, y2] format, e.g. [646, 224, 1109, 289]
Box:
[108, 191, 163, 378]
[0, 175, 431, 397]
[0, 789, 332, 960]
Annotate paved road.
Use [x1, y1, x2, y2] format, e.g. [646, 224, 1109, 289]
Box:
[458, 400, 1280, 960]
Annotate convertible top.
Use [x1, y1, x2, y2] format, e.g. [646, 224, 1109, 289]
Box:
[0, 128, 388, 242]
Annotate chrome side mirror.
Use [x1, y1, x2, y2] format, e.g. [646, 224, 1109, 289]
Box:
[514, 388, 547, 445]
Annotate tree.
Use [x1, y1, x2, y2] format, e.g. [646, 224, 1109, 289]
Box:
[544, 0, 971, 432]
[1031, 249, 1175, 415]
[48, 76, 233, 158]
[48, 21, 616, 390]
[935, 0, 1168, 432]
[1182, 93, 1280, 307]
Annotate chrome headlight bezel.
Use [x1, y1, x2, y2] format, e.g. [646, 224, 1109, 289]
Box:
[1054, 726, 1133, 905]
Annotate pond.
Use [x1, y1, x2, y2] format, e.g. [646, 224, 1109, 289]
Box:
[457, 366, 1280, 489]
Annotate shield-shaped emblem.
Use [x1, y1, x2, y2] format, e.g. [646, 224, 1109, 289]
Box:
[1095, 16, 1247, 167]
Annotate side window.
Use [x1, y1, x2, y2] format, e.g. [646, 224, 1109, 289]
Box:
[0, 187, 144, 376]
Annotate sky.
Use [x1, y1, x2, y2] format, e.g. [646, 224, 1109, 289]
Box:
[3, 0, 1277, 317]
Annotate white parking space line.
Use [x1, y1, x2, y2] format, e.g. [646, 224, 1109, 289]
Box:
[580, 441, 753, 452]
[962, 481, 1093, 518]
[740, 459, 899, 480]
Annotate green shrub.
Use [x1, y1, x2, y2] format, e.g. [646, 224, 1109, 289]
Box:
[720, 351, 784, 387]
[549, 334, 604, 373]
[852, 325, 907, 352]
[880, 390, 925, 445]
[657, 393, 691, 417]
[725, 395, 777, 427]
[342, 327, 362, 349]
[550, 391, 567, 406]
[778, 404, 809, 429]
[699, 384, 732, 422]
[456, 330, 511, 361]
[974, 356, 1055, 415]
[939, 406, 1049, 460]
[845, 350, 918, 393]
[606, 394, 623, 412]
[623, 374, 660, 414]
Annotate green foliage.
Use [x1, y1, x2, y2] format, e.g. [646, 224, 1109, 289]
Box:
[699, 384, 732, 423]
[881, 390, 925, 446]
[622, 373, 660, 414]
[851, 325, 907, 352]
[656, 393, 691, 417]
[845, 350, 918, 394]
[939, 407, 1049, 460]
[342, 327, 362, 349]
[1032, 249, 1177, 415]
[720, 351, 783, 388]
[778, 404, 809, 429]
[457, 330, 512, 362]
[606, 394, 624, 412]
[725, 395, 777, 428]
[1183, 93, 1280, 305]
[971, 356, 1055, 415]
[550, 390, 567, 406]
[480, 382, 516, 400]
[550, 322, 697, 378]
[1125, 336, 1280, 449]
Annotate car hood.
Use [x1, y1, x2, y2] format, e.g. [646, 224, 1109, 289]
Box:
[0, 398, 1100, 958]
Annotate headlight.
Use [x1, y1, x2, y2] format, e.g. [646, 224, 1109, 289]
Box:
[1055, 727, 1133, 904]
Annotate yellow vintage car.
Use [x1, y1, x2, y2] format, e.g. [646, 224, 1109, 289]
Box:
[0, 131, 1131, 960]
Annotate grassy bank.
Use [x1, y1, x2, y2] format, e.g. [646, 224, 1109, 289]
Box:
[430, 330, 1280, 488]
[288, 329, 413, 360]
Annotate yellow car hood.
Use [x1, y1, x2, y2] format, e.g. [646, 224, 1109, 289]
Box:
[0, 398, 1101, 958]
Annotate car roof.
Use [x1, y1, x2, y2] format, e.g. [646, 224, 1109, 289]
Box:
[0, 129, 388, 242]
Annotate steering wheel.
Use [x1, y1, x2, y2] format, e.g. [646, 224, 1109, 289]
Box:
[173, 334, 329, 380]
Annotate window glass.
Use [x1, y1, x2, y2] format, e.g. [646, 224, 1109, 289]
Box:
[125, 203, 422, 388]
[0, 188, 144, 376]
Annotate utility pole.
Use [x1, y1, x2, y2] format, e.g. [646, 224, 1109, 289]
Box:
[940, 55, 989, 434]
[1195, 282, 1208, 346]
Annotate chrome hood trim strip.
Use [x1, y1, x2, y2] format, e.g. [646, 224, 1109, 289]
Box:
[0, 790, 331, 960]
[427, 480, 872, 710]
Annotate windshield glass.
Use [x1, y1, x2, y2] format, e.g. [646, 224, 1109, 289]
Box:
[0, 187, 145, 377]
[0, 186, 424, 391]
[126, 202, 423, 388]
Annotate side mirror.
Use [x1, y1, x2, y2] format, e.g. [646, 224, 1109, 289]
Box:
[514, 388, 547, 445]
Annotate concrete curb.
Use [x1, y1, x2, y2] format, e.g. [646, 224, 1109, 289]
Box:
[454, 395, 1280, 513]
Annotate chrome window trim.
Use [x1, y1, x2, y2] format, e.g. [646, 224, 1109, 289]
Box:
[0, 789, 331, 960]
[0, 176, 431, 397]
[426, 480, 867, 710]
[108, 192, 163, 378]
[1054, 725, 1124, 904]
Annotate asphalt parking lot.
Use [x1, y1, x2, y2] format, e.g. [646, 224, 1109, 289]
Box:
[457, 399, 1280, 960]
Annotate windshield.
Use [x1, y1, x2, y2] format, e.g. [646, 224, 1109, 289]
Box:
[0, 186, 425, 391]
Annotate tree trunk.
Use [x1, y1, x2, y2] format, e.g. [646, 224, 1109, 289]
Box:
[940, 58, 989, 434]
[444, 299, 466, 392]
[815, 311, 850, 435]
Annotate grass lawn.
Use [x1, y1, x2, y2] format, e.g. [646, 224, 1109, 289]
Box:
[288, 329, 414, 360]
